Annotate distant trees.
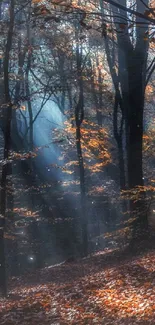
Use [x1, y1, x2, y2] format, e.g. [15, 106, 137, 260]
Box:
[0, 0, 155, 295]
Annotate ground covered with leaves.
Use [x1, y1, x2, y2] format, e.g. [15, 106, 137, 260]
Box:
[0, 247, 155, 325]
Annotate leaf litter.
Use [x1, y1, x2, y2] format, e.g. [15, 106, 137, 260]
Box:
[0, 248, 155, 324]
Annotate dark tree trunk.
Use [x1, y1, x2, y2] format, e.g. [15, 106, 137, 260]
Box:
[127, 58, 144, 189]
[113, 92, 126, 190]
[101, 0, 150, 246]
[98, 57, 103, 127]
[126, 63, 148, 241]
[76, 123, 88, 256]
[102, 25, 127, 193]
[0, 0, 14, 296]
[75, 37, 88, 256]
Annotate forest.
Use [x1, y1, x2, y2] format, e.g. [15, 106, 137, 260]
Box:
[0, 0, 155, 324]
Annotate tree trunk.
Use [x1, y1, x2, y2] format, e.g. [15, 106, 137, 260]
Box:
[76, 124, 88, 256]
[75, 35, 88, 256]
[101, 0, 149, 244]
[126, 77, 148, 240]
[0, 0, 14, 296]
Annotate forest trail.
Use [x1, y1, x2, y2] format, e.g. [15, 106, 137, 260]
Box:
[0, 247, 155, 325]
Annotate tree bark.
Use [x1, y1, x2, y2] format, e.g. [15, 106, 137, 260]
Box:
[0, 0, 14, 296]
[75, 36, 88, 256]
[101, 0, 149, 242]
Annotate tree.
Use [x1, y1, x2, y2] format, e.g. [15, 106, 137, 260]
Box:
[0, 0, 15, 297]
[100, 0, 154, 241]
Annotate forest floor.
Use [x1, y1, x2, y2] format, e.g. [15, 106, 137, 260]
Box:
[0, 236, 155, 325]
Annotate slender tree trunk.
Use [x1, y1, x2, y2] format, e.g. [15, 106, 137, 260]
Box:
[98, 57, 103, 127]
[113, 92, 126, 190]
[0, 0, 14, 296]
[76, 122, 87, 256]
[75, 36, 88, 256]
[59, 58, 66, 113]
